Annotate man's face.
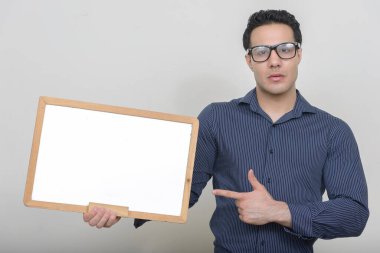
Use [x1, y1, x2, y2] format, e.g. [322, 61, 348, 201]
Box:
[245, 23, 302, 97]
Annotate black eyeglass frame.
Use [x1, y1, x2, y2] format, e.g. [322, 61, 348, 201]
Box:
[247, 42, 301, 62]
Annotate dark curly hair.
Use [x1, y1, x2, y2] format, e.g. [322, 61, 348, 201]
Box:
[242, 10, 302, 50]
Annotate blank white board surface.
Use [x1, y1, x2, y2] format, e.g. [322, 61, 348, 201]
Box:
[24, 97, 199, 223]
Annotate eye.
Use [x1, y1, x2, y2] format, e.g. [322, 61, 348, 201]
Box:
[280, 47, 291, 53]
[278, 44, 295, 53]
[253, 47, 269, 56]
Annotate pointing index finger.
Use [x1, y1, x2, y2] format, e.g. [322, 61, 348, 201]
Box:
[213, 189, 242, 200]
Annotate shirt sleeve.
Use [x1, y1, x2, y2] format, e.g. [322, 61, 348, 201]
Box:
[189, 103, 217, 208]
[285, 120, 369, 239]
[134, 104, 217, 228]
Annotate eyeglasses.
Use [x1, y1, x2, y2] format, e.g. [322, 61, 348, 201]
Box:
[247, 42, 301, 62]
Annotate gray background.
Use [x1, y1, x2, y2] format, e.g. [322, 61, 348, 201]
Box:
[1, 0, 379, 252]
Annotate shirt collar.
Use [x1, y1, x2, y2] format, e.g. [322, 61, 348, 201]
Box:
[238, 88, 317, 120]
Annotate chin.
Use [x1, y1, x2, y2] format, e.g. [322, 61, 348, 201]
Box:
[259, 84, 294, 96]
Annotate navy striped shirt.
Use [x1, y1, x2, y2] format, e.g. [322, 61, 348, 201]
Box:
[190, 88, 369, 253]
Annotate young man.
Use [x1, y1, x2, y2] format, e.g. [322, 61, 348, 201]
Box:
[84, 10, 369, 253]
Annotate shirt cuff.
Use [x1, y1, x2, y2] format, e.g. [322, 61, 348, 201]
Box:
[133, 218, 150, 228]
[285, 203, 315, 240]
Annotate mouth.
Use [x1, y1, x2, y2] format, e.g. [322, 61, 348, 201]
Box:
[268, 74, 285, 82]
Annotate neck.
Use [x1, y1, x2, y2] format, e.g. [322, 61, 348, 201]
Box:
[256, 87, 297, 123]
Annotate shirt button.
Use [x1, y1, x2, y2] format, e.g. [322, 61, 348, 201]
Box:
[269, 149, 273, 154]
[267, 178, 271, 184]
[260, 240, 265, 246]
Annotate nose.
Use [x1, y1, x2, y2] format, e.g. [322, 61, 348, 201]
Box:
[267, 49, 282, 68]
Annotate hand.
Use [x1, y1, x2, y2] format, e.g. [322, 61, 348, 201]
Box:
[83, 207, 121, 229]
[213, 169, 291, 228]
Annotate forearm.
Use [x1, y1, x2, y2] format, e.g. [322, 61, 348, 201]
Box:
[287, 197, 369, 239]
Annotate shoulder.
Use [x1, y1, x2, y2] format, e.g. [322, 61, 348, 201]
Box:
[313, 107, 351, 130]
[197, 98, 246, 137]
[311, 107, 356, 145]
[198, 97, 243, 120]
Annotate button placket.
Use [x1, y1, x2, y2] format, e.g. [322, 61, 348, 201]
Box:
[263, 124, 276, 189]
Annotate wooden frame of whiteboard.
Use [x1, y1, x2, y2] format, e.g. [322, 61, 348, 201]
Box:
[24, 97, 199, 223]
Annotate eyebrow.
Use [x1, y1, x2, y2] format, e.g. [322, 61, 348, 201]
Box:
[249, 42, 297, 49]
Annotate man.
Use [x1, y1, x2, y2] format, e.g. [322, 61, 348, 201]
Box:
[84, 10, 369, 253]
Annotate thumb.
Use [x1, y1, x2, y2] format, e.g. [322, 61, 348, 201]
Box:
[248, 169, 263, 190]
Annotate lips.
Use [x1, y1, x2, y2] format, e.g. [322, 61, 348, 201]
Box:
[268, 73, 284, 82]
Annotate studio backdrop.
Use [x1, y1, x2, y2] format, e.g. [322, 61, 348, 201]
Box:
[0, 0, 379, 252]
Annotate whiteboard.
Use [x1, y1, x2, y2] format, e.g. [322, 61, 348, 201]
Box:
[24, 97, 199, 223]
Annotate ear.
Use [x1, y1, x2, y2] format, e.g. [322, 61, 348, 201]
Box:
[245, 54, 254, 70]
[296, 48, 302, 64]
